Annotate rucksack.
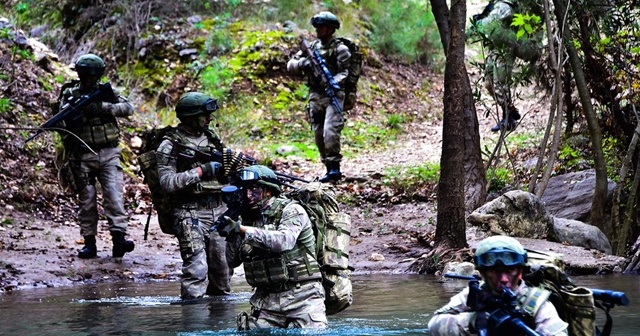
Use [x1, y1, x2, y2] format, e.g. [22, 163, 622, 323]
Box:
[523, 249, 598, 336]
[137, 126, 179, 235]
[335, 37, 363, 111]
[281, 182, 354, 315]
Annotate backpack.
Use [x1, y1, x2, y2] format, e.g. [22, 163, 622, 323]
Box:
[335, 37, 363, 111]
[281, 182, 354, 315]
[523, 249, 598, 336]
[137, 126, 179, 235]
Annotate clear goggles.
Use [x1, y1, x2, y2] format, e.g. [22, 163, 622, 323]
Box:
[239, 169, 260, 182]
[475, 248, 526, 268]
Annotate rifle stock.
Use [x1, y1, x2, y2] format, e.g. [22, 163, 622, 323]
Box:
[25, 83, 116, 143]
[300, 39, 343, 116]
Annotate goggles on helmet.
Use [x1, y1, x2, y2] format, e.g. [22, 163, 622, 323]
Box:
[239, 169, 260, 183]
[475, 247, 526, 268]
[180, 98, 219, 115]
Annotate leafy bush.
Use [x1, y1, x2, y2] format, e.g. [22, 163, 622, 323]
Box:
[487, 167, 512, 193]
[360, 0, 441, 63]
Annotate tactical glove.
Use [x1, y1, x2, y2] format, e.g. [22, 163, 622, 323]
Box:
[219, 216, 242, 237]
[199, 161, 222, 180]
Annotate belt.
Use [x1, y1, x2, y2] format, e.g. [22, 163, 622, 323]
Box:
[179, 194, 223, 210]
[78, 141, 119, 153]
[267, 278, 321, 293]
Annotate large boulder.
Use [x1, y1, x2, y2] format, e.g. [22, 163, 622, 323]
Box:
[467, 190, 557, 241]
[553, 217, 612, 254]
[541, 170, 616, 223]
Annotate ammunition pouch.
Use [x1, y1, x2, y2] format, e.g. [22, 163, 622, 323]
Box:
[244, 257, 291, 289]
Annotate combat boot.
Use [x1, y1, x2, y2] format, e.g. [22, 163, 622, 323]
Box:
[111, 231, 135, 258]
[319, 162, 342, 183]
[490, 119, 517, 132]
[78, 235, 97, 259]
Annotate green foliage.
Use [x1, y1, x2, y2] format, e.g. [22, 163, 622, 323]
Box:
[38, 77, 52, 92]
[360, 0, 441, 63]
[383, 162, 440, 191]
[342, 119, 399, 151]
[487, 167, 512, 193]
[602, 136, 622, 180]
[0, 98, 11, 114]
[201, 59, 235, 99]
[7, 0, 62, 29]
[511, 13, 542, 39]
[386, 113, 405, 130]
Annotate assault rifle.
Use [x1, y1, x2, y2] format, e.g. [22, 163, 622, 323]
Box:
[300, 39, 343, 116]
[170, 142, 310, 185]
[445, 274, 629, 336]
[210, 185, 245, 239]
[25, 83, 116, 143]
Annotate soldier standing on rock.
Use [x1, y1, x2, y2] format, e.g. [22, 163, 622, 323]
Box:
[57, 53, 135, 259]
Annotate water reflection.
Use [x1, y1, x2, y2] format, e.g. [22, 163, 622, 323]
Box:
[0, 274, 636, 335]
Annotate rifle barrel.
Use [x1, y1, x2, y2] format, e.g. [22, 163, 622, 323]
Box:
[591, 289, 629, 306]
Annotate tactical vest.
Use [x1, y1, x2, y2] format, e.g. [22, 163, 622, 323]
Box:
[60, 82, 120, 150]
[165, 128, 225, 201]
[241, 197, 321, 291]
[308, 38, 344, 92]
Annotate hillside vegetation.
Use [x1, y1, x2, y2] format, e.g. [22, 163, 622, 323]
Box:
[0, 0, 447, 217]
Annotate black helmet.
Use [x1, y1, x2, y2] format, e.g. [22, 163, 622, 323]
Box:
[311, 11, 340, 29]
[238, 165, 281, 194]
[75, 54, 105, 76]
[175, 92, 219, 118]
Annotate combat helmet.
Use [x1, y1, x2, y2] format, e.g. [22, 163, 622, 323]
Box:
[75, 54, 106, 76]
[311, 11, 340, 29]
[175, 92, 219, 119]
[238, 165, 281, 195]
[474, 235, 527, 269]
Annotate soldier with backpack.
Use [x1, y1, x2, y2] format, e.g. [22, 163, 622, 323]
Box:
[428, 235, 568, 336]
[221, 165, 327, 330]
[56, 53, 135, 259]
[287, 11, 353, 183]
[155, 91, 233, 299]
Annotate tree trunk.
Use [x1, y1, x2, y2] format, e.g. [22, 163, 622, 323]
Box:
[431, 0, 486, 214]
[433, 0, 468, 249]
[623, 232, 640, 273]
[611, 118, 640, 255]
[554, 0, 610, 236]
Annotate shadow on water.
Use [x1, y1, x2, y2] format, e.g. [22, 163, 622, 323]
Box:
[0, 274, 637, 335]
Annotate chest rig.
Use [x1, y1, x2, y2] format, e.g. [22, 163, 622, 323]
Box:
[60, 82, 120, 151]
[307, 38, 341, 90]
[241, 197, 321, 291]
[168, 128, 225, 200]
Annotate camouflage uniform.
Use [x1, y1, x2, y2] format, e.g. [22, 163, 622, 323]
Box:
[226, 197, 327, 329]
[156, 128, 231, 299]
[428, 281, 569, 336]
[477, 0, 517, 113]
[288, 37, 351, 168]
[59, 81, 133, 238]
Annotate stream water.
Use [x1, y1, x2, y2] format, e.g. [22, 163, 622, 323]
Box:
[0, 274, 637, 335]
